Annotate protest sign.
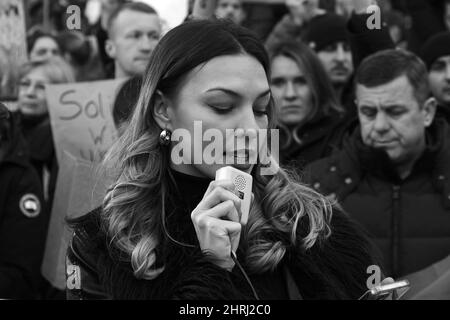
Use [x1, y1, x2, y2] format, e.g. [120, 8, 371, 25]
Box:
[46, 79, 125, 165]
[42, 79, 125, 289]
[41, 152, 116, 290]
[41, 152, 77, 290]
[0, 0, 27, 100]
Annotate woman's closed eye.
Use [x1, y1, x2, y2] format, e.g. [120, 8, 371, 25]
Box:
[253, 102, 270, 117]
[19, 80, 31, 87]
[209, 104, 234, 114]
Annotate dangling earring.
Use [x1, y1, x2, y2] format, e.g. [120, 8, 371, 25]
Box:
[159, 128, 172, 146]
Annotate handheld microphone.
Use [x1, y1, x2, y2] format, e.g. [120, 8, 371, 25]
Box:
[215, 166, 253, 225]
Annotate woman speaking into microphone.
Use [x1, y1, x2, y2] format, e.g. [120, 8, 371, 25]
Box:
[66, 19, 379, 300]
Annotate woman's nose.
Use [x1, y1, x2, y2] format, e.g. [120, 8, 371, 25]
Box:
[25, 83, 36, 96]
[284, 82, 297, 100]
[239, 107, 262, 131]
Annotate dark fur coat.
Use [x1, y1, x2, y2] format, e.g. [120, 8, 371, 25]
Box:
[66, 171, 378, 300]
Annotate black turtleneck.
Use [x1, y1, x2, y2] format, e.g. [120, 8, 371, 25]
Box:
[168, 169, 212, 215]
[162, 169, 212, 248]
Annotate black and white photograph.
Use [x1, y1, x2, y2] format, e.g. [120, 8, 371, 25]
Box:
[1, 0, 450, 307]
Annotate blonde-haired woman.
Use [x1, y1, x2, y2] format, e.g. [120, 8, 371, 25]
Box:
[16, 57, 75, 206]
[67, 20, 379, 300]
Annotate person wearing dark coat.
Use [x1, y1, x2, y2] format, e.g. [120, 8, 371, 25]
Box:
[15, 57, 75, 207]
[326, 0, 396, 149]
[0, 103, 48, 299]
[305, 49, 450, 279]
[66, 20, 382, 300]
[268, 41, 344, 168]
[405, 0, 448, 54]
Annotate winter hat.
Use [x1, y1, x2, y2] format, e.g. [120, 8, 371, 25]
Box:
[420, 32, 450, 69]
[304, 13, 349, 52]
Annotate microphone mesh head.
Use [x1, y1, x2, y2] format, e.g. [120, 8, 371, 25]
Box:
[234, 175, 246, 191]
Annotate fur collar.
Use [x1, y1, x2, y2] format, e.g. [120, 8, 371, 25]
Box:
[75, 206, 374, 300]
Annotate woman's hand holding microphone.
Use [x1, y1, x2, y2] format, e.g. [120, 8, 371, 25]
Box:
[191, 180, 243, 271]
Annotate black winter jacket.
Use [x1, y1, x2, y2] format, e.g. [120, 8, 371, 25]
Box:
[14, 112, 58, 208]
[305, 119, 450, 278]
[0, 109, 48, 299]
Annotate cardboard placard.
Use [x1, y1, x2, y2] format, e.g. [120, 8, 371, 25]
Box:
[46, 79, 125, 165]
[42, 79, 125, 289]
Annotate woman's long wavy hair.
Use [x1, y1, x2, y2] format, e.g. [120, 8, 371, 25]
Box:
[102, 20, 335, 280]
[268, 41, 343, 151]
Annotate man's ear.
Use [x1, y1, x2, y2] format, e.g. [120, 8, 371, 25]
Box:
[423, 97, 437, 127]
[105, 39, 116, 59]
[152, 90, 173, 131]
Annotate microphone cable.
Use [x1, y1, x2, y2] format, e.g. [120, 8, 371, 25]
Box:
[230, 251, 260, 300]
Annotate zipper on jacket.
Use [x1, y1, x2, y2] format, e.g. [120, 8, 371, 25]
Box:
[391, 185, 401, 277]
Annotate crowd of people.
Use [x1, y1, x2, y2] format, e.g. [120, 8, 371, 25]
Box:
[1, 0, 450, 300]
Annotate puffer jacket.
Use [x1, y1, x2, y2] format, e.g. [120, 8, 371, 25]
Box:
[0, 105, 48, 299]
[305, 118, 450, 278]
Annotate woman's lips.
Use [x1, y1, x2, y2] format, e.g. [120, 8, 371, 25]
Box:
[223, 150, 257, 164]
[281, 105, 301, 113]
[373, 140, 397, 147]
[20, 102, 38, 109]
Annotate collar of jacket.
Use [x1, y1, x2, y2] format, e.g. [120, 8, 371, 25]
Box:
[14, 111, 54, 162]
[71, 207, 370, 300]
[280, 109, 343, 158]
[329, 118, 450, 208]
[436, 104, 450, 123]
[0, 114, 32, 169]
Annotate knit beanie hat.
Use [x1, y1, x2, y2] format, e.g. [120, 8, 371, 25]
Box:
[304, 13, 349, 52]
[420, 32, 450, 69]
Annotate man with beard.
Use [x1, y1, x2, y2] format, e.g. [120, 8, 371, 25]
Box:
[304, 13, 353, 103]
[214, 0, 246, 25]
[305, 49, 450, 280]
